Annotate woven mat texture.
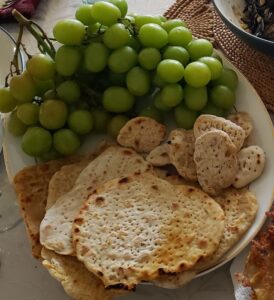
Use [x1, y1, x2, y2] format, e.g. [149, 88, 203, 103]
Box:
[164, 0, 274, 112]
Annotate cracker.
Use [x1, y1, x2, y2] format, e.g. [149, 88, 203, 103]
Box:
[194, 129, 238, 196]
[146, 144, 170, 166]
[117, 117, 166, 153]
[233, 145, 266, 188]
[227, 112, 253, 139]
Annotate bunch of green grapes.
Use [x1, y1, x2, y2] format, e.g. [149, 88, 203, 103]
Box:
[0, 0, 238, 159]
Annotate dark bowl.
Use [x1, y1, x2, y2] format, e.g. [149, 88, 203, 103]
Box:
[212, 0, 274, 58]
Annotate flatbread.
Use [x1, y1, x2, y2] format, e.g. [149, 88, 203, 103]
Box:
[167, 129, 197, 181]
[117, 117, 166, 152]
[153, 187, 258, 288]
[194, 129, 238, 196]
[227, 112, 253, 139]
[73, 172, 225, 289]
[146, 144, 170, 166]
[193, 114, 246, 151]
[40, 146, 152, 255]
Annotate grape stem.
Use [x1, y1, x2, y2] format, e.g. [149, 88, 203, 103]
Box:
[12, 9, 56, 59]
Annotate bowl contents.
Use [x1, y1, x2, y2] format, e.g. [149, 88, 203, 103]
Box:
[242, 0, 274, 41]
[0, 0, 240, 160]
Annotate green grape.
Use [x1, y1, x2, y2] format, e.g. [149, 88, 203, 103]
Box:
[209, 85, 236, 109]
[153, 91, 171, 111]
[198, 57, 222, 80]
[135, 15, 162, 28]
[162, 19, 186, 32]
[184, 85, 207, 111]
[125, 15, 135, 24]
[87, 23, 101, 36]
[39, 100, 68, 129]
[187, 39, 213, 61]
[138, 48, 161, 70]
[139, 106, 162, 122]
[126, 66, 150, 96]
[109, 71, 126, 86]
[75, 5, 96, 25]
[174, 104, 198, 129]
[33, 78, 54, 97]
[26, 54, 55, 80]
[108, 46, 138, 73]
[200, 102, 224, 117]
[55, 45, 81, 76]
[139, 24, 168, 49]
[53, 129, 80, 156]
[163, 46, 190, 66]
[158, 15, 167, 22]
[109, 0, 128, 17]
[161, 83, 183, 107]
[90, 1, 121, 26]
[168, 26, 192, 47]
[68, 110, 93, 135]
[9, 73, 37, 103]
[17, 103, 39, 125]
[212, 68, 238, 90]
[0, 87, 17, 113]
[152, 72, 166, 88]
[22, 127, 52, 157]
[53, 19, 85, 45]
[103, 86, 134, 113]
[211, 51, 223, 63]
[91, 108, 111, 132]
[127, 35, 141, 52]
[7, 110, 28, 136]
[184, 62, 211, 87]
[107, 115, 129, 138]
[85, 42, 109, 72]
[157, 59, 184, 83]
[40, 147, 60, 161]
[43, 89, 58, 101]
[103, 23, 130, 49]
[57, 80, 81, 103]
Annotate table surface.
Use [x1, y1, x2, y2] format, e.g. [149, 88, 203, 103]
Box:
[0, 1, 273, 300]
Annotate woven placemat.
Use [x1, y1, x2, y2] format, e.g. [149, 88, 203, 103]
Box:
[164, 0, 274, 112]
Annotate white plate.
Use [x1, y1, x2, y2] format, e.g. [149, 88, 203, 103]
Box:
[2, 51, 274, 289]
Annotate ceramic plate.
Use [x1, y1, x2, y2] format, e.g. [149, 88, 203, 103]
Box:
[2, 51, 274, 286]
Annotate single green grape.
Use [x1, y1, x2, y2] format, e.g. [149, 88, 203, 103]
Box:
[90, 1, 121, 26]
[198, 57, 223, 80]
[187, 39, 213, 60]
[7, 110, 28, 136]
[43, 89, 58, 101]
[107, 115, 129, 137]
[75, 5, 96, 25]
[53, 19, 85, 45]
[163, 46, 190, 66]
[184, 62, 211, 87]
[55, 45, 81, 76]
[17, 103, 39, 125]
[138, 48, 161, 70]
[84, 42, 109, 72]
[103, 23, 130, 49]
[158, 15, 167, 22]
[9, 72, 37, 103]
[109, 0, 128, 18]
[108, 46, 138, 73]
[162, 19, 186, 32]
[87, 23, 101, 36]
[209, 85, 236, 109]
[139, 23, 168, 49]
[168, 26, 192, 47]
[127, 35, 141, 52]
[26, 54, 55, 81]
[103, 86, 134, 113]
[153, 91, 171, 111]
[22, 127, 52, 157]
[53, 129, 81, 156]
[161, 83, 183, 107]
[0, 87, 17, 113]
[68, 110, 93, 135]
[56, 80, 81, 103]
[39, 99, 68, 129]
[139, 106, 162, 122]
[184, 85, 207, 111]
[157, 59, 184, 83]
[174, 104, 198, 129]
[200, 102, 224, 117]
[212, 68, 238, 90]
[91, 108, 111, 133]
[135, 15, 162, 28]
[126, 66, 150, 96]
